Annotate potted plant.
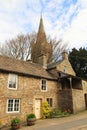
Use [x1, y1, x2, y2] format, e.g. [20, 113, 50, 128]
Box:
[26, 113, 36, 126]
[11, 117, 21, 130]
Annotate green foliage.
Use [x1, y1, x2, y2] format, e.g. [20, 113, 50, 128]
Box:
[11, 117, 21, 125]
[27, 113, 36, 119]
[42, 101, 51, 119]
[69, 47, 87, 79]
[49, 108, 70, 118]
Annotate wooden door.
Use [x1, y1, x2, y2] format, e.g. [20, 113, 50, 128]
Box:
[35, 99, 41, 119]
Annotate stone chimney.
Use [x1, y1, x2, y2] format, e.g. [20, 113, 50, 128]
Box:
[38, 54, 48, 68]
[62, 51, 68, 60]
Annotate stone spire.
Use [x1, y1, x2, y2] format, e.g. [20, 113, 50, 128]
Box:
[31, 16, 52, 66]
[36, 16, 46, 44]
[38, 15, 45, 33]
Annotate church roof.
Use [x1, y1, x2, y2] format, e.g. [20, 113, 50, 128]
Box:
[0, 55, 57, 80]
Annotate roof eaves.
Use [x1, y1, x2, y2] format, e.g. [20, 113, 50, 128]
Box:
[0, 68, 57, 81]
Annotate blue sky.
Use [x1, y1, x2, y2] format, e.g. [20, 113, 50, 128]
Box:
[0, 0, 87, 49]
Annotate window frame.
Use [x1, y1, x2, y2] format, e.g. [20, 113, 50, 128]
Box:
[8, 74, 18, 90]
[47, 98, 53, 107]
[6, 99, 20, 113]
[41, 79, 47, 91]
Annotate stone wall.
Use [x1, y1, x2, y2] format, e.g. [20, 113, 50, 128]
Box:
[58, 90, 73, 113]
[72, 89, 85, 113]
[0, 72, 58, 125]
[82, 80, 87, 93]
[56, 59, 76, 76]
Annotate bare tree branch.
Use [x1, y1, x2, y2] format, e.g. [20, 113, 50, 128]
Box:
[0, 33, 68, 62]
[0, 32, 36, 61]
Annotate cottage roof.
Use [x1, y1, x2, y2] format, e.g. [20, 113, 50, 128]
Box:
[47, 60, 63, 69]
[0, 55, 57, 80]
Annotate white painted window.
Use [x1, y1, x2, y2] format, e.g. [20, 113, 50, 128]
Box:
[8, 74, 18, 89]
[7, 99, 20, 113]
[41, 79, 47, 91]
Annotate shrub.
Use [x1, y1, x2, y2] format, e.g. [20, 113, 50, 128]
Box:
[26, 113, 36, 126]
[27, 113, 36, 119]
[0, 119, 2, 125]
[11, 117, 21, 125]
[42, 101, 50, 119]
[49, 108, 70, 118]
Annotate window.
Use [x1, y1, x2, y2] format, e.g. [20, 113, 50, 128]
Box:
[7, 99, 20, 113]
[59, 72, 61, 77]
[64, 66, 66, 72]
[41, 79, 47, 91]
[8, 74, 18, 89]
[47, 98, 53, 107]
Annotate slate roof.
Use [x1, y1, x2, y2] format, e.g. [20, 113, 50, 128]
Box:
[47, 60, 63, 69]
[0, 55, 57, 80]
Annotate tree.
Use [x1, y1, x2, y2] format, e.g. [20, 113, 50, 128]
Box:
[0, 33, 36, 61]
[50, 38, 68, 62]
[69, 47, 87, 79]
[0, 33, 68, 62]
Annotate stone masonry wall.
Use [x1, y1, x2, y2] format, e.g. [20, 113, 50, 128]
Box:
[82, 80, 87, 93]
[72, 89, 85, 113]
[0, 72, 58, 125]
[56, 59, 75, 76]
[58, 90, 73, 113]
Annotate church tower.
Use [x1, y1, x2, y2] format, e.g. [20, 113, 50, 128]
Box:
[31, 16, 52, 67]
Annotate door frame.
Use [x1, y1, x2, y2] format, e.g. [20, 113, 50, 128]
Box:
[34, 98, 42, 119]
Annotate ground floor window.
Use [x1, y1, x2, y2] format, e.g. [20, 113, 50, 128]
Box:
[7, 99, 20, 113]
[47, 98, 53, 107]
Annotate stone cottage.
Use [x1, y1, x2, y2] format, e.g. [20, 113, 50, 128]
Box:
[0, 16, 87, 125]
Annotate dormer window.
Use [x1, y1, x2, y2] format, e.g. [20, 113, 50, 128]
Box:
[8, 74, 18, 89]
[41, 79, 47, 91]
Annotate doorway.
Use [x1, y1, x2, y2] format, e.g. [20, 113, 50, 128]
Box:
[35, 99, 42, 119]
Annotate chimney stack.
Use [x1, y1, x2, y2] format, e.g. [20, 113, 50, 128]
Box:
[62, 51, 68, 60]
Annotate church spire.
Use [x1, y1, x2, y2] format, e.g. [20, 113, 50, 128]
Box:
[36, 16, 46, 43]
[31, 16, 53, 66]
[38, 15, 45, 34]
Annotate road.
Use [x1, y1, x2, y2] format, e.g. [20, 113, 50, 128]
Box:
[21, 111, 87, 130]
[35, 117, 87, 130]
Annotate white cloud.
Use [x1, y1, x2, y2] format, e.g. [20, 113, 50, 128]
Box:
[0, 0, 87, 49]
[63, 8, 87, 49]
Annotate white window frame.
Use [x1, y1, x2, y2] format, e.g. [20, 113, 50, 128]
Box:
[6, 99, 20, 113]
[41, 79, 47, 92]
[8, 74, 18, 90]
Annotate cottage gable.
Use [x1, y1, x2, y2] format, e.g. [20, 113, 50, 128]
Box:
[56, 51, 76, 76]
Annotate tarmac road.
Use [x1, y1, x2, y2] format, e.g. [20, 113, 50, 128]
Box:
[21, 111, 87, 130]
[35, 117, 87, 130]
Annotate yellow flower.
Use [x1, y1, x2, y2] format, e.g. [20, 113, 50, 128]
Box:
[0, 119, 2, 125]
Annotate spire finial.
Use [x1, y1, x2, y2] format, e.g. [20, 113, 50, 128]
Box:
[38, 15, 45, 33]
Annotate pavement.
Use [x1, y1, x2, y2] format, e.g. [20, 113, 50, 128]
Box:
[18, 111, 87, 130]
